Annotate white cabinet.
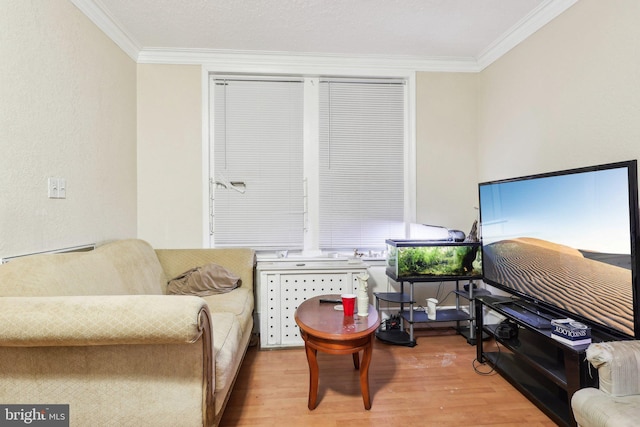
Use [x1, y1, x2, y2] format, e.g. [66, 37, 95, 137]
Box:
[257, 260, 368, 349]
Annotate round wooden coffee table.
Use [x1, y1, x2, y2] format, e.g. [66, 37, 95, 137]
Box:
[294, 294, 380, 410]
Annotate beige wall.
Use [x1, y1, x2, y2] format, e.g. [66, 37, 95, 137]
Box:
[415, 72, 479, 233]
[8, 1, 640, 254]
[136, 64, 203, 248]
[477, 0, 640, 182]
[415, 0, 640, 237]
[0, 0, 137, 258]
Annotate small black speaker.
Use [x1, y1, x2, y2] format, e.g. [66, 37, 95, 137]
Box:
[495, 320, 518, 340]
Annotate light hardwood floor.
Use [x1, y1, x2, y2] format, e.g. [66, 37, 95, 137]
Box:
[220, 330, 558, 426]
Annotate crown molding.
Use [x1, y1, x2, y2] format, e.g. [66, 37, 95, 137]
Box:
[70, 0, 140, 61]
[137, 48, 481, 73]
[476, 0, 578, 70]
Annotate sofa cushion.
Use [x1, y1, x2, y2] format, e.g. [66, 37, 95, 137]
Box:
[0, 240, 165, 297]
[202, 288, 254, 334]
[572, 387, 640, 427]
[209, 312, 243, 394]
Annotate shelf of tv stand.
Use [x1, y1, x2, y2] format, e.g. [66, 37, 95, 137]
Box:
[475, 295, 597, 427]
[454, 288, 492, 300]
[482, 350, 574, 424]
[484, 324, 576, 389]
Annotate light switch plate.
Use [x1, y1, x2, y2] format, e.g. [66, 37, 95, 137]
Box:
[48, 177, 59, 198]
[48, 177, 66, 199]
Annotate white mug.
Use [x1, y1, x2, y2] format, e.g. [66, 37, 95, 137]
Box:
[426, 298, 438, 320]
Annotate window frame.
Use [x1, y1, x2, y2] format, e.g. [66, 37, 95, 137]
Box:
[202, 63, 417, 252]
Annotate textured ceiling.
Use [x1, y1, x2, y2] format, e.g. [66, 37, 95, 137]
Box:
[94, 0, 556, 59]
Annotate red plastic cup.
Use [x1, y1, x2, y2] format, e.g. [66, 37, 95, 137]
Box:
[341, 293, 356, 316]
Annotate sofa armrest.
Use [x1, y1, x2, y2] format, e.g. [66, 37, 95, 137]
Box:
[0, 295, 210, 347]
[586, 340, 640, 396]
[155, 248, 256, 292]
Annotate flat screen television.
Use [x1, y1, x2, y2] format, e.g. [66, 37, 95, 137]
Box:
[479, 160, 640, 339]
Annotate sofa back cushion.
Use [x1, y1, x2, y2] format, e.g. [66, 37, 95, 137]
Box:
[0, 240, 166, 297]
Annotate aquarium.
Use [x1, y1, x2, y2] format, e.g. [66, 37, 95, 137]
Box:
[385, 239, 482, 281]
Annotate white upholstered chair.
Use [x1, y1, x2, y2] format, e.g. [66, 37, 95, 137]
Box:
[572, 341, 640, 427]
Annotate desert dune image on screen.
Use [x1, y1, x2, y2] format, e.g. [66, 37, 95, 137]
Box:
[480, 168, 633, 336]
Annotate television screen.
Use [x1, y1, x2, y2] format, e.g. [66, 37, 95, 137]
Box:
[479, 160, 639, 339]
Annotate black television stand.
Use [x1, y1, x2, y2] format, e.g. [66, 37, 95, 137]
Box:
[475, 295, 597, 427]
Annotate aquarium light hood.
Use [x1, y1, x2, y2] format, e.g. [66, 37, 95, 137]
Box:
[409, 223, 465, 242]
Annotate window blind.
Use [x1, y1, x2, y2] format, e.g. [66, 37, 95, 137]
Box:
[212, 78, 304, 248]
[319, 80, 405, 249]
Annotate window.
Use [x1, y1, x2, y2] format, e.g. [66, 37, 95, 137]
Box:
[319, 80, 405, 249]
[211, 78, 304, 248]
[210, 75, 408, 251]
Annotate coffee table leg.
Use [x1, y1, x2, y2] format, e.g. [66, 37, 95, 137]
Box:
[305, 343, 319, 410]
[352, 352, 360, 370]
[359, 335, 374, 410]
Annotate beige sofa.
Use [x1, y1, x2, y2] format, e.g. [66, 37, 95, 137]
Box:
[0, 239, 256, 427]
[571, 341, 640, 427]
